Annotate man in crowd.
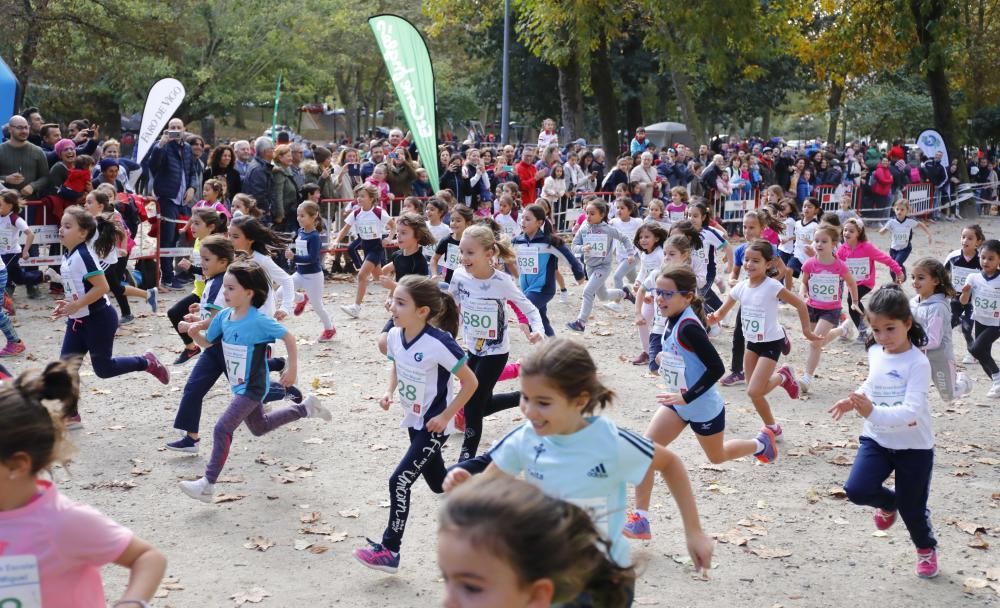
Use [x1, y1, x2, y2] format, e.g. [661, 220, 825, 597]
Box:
[243, 136, 277, 224]
[21, 108, 44, 147]
[0, 116, 49, 201]
[233, 140, 253, 181]
[290, 142, 306, 190]
[630, 127, 653, 155]
[361, 142, 385, 180]
[148, 117, 198, 289]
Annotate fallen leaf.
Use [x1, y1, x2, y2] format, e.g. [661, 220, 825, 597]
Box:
[213, 493, 247, 504]
[231, 587, 271, 605]
[699, 463, 729, 472]
[130, 467, 152, 476]
[80, 480, 136, 490]
[328, 531, 349, 543]
[369, 444, 389, 451]
[706, 484, 738, 495]
[976, 457, 1000, 466]
[872, 531, 888, 538]
[827, 487, 847, 499]
[255, 453, 279, 466]
[243, 537, 275, 552]
[964, 578, 989, 594]
[308, 544, 330, 554]
[748, 546, 792, 559]
[300, 524, 333, 535]
[300, 511, 322, 524]
[712, 529, 749, 546]
[986, 567, 1000, 581]
[217, 475, 245, 484]
[339, 508, 360, 518]
[828, 454, 854, 466]
[805, 488, 821, 504]
[951, 520, 987, 535]
[969, 533, 990, 549]
[311, 377, 321, 390]
[293, 539, 313, 551]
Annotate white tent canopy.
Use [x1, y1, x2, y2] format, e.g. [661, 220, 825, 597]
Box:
[643, 122, 696, 149]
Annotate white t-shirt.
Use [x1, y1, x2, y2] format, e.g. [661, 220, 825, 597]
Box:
[345, 206, 388, 241]
[965, 271, 1000, 327]
[610, 217, 642, 261]
[730, 277, 785, 343]
[448, 268, 544, 356]
[793, 218, 819, 262]
[883, 216, 919, 251]
[858, 345, 933, 450]
[495, 213, 521, 238]
[386, 325, 467, 432]
[425, 222, 453, 259]
[778, 217, 796, 254]
[0, 213, 28, 255]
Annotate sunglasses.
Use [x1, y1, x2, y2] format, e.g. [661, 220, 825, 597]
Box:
[654, 288, 690, 298]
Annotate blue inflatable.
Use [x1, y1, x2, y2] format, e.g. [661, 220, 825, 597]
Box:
[0, 57, 20, 126]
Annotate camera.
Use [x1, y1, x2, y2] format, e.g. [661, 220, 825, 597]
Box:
[167, 130, 182, 140]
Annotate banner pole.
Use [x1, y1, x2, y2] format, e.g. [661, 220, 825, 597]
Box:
[271, 73, 283, 140]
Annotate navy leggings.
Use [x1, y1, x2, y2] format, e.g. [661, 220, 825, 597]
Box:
[60, 305, 147, 378]
[889, 245, 912, 282]
[969, 322, 1000, 378]
[459, 352, 509, 461]
[844, 436, 936, 550]
[525, 290, 555, 336]
[381, 428, 448, 553]
[951, 299, 974, 349]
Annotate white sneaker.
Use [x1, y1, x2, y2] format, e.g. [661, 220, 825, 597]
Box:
[559, 290, 569, 304]
[602, 301, 622, 313]
[180, 477, 215, 503]
[303, 394, 332, 421]
[988, 376, 1000, 399]
[839, 319, 858, 342]
[340, 303, 361, 318]
[962, 353, 976, 365]
[799, 375, 812, 394]
[956, 372, 973, 398]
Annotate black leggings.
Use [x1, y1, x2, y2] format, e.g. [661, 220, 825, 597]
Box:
[381, 428, 448, 553]
[848, 284, 873, 329]
[168, 292, 200, 346]
[731, 309, 745, 373]
[459, 352, 509, 461]
[970, 322, 1000, 378]
[106, 258, 131, 317]
[951, 299, 974, 349]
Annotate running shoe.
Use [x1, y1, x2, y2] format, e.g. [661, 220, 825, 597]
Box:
[559, 289, 569, 304]
[303, 394, 332, 421]
[65, 414, 83, 430]
[767, 423, 784, 443]
[144, 352, 170, 384]
[631, 352, 649, 366]
[340, 303, 361, 318]
[353, 538, 400, 574]
[318, 328, 337, 342]
[838, 319, 859, 342]
[962, 353, 976, 365]
[174, 346, 200, 365]
[294, 293, 309, 316]
[874, 508, 897, 531]
[179, 477, 215, 503]
[3, 292, 14, 316]
[166, 435, 200, 454]
[777, 366, 800, 399]
[915, 548, 939, 578]
[623, 512, 652, 540]
[147, 287, 158, 313]
[566, 320, 586, 333]
[602, 301, 622, 313]
[119, 314, 134, 325]
[798, 375, 811, 395]
[988, 375, 1000, 398]
[621, 286, 636, 304]
[956, 372, 973, 398]
[285, 385, 303, 404]
[0, 341, 26, 357]
[754, 427, 778, 463]
[720, 370, 745, 386]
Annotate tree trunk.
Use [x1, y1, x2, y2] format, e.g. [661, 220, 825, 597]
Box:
[14, 0, 50, 90]
[761, 108, 771, 139]
[557, 54, 583, 143]
[93, 91, 121, 138]
[234, 104, 246, 129]
[826, 82, 843, 144]
[669, 70, 704, 145]
[590, 38, 620, 156]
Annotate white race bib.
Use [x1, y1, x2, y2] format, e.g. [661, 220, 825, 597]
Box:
[659, 351, 688, 392]
[0, 228, 16, 251]
[356, 221, 378, 240]
[869, 382, 906, 433]
[516, 245, 540, 275]
[443, 243, 461, 270]
[462, 299, 499, 340]
[222, 341, 249, 386]
[846, 257, 870, 281]
[395, 360, 427, 416]
[951, 266, 974, 292]
[809, 273, 841, 303]
[741, 304, 767, 342]
[972, 285, 1000, 323]
[669, 210, 686, 222]
[890, 229, 910, 250]
[0, 555, 42, 608]
[295, 238, 308, 257]
[583, 234, 608, 258]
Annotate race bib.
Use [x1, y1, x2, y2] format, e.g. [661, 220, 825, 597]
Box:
[0, 555, 42, 608]
[395, 361, 427, 416]
[668, 210, 686, 222]
[809, 273, 841, 303]
[741, 304, 767, 342]
[869, 382, 906, 433]
[500, 220, 518, 236]
[890, 229, 910, 250]
[846, 258, 869, 281]
[951, 267, 974, 292]
[222, 341, 248, 386]
[567, 496, 610, 537]
[422, 244, 436, 259]
[642, 256, 660, 275]
[199, 306, 212, 322]
[462, 298, 499, 340]
[516, 245, 540, 275]
[0, 228, 16, 251]
[972, 285, 1000, 323]
[443, 243, 461, 270]
[583, 234, 608, 258]
[659, 351, 688, 392]
[295, 238, 308, 257]
[356, 221, 378, 240]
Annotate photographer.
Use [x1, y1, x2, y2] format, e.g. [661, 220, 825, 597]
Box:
[148, 118, 198, 288]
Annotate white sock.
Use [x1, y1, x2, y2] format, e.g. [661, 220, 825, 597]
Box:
[754, 439, 765, 454]
[635, 509, 649, 519]
[801, 374, 812, 383]
[766, 423, 780, 432]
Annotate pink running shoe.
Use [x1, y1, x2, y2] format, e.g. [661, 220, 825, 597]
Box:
[143, 352, 170, 384]
[915, 548, 939, 578]
[318, 327, 336, 342]
[623, 511, 652, 540]
[454, 408, 466, 433]
[498, 362, 521, 382]
[294, 293, 309, 317]
[0, 341, 26, 357]
[874, 508, 897, 531]
[777, 366, 800, 399]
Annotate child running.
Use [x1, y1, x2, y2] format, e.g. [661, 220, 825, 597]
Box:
[708, 241, 819, 440]
[623, 265, 783, 541]
[336, 183, 389, 319]
[423, 198, 452, 264]
[352, 276, 478, 574]
[494, 193, 521, 238]
[180, 260, 331, 502]
[430, 204, 474, 285]
[958, 238, 1000, 398]
[449, 225, 544, 460]
[798, 224, 861, 393]
[229, 216, 295, 319]
[645, 198, 671, 231]
[667, 187, 689, 222]
[777, 198, 798, 288]
[946, 224, 984, 363]
[0, 359, 167, 607]
[438, 475, 635, 608]
[909, 257, 973, 402]
[444, 338, 714, 587]
[0, 190, 29, 356]
[55, 207, 169, 429]
[606, 198, 643, 312]
[567, 199, 634, 332]
[829, 284, 939, 579]
[628, 222, 667, 365]
[838, 217, 903, 342]
[376, 213, 434, 354]
[170, 208, 229, 364]
[787, 197, 820, 288]
[879, 197, 933, 282]
[511, 204, 585, 337]
[685, 201, 732, 311]
[285, 201, 336, 341]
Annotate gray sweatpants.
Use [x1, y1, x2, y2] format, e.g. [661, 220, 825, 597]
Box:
[926, 347, 957, 402]
[577, 266, 612, 323]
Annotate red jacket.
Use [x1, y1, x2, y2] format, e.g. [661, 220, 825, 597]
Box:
[871, 166, 894, 196]
[515, 160, 538, 205]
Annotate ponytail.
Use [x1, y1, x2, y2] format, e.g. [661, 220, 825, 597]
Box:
[92, 213, 125, 259]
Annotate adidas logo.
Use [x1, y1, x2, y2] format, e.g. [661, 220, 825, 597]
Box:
[586, 463, 608, 478]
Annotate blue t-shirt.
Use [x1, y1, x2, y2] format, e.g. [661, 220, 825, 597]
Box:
[292, 228, 323, 275]
[488, 416, 654, 567]
[206, 307, 287, 400]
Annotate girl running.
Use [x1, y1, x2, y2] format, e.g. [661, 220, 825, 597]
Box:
[879, 198, 933, 282]
[170, 208, 229, 364]
[285, 201, 336, 341]
[0, 190, 29, 356]
[708, 241, 819, 441]
[645, 198, 671, 230]
[0, 360, 167, 607]
[231, 193, 263, 220]
[566, 199, 634, 333]
[376, 213, 435, 355]
[628, 222, 667, 365]
[229, 216, 295, 319]
[423, 198, 452, 264]
[336, 183, 389, 319]
[606, 198, 643, 312]
[946, 224, 983, 363]
[511, 204, 585, 337]
[624, 265, 782, 540]
[787, 197, 820, 286]
[439, 475, 635, 608]
[777, 198, 798, 288]
[666, 186, 689, 222]
[798, 225, 861, 393]
[685, 201, 732, 311]
[353, 276, 477, 574]
[444, 338, 714, 586]
[829, 284, 939, 579]
[837, 217, 903, 342]
[494, 193, 521, 238]
[55, 208, 169, 429]
[430, 204, 474, 285]
[910, 257, 973, 402]
[958, 238, 1000, 398]
[448, 225, 544, 460]
[180, 260, 331, 502]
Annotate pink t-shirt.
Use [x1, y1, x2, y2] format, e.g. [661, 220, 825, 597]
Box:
[802, 257, 850, 310]
[193, 199, 232, 219]
[0, 480, 133, 608]
[761, 227, 780, 246]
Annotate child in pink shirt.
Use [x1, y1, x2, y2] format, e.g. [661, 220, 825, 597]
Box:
[0, 361, 165, 608]
[194, 178, 233, 219]
[799, 224, 861, 394]
[836, 217, 904, 338]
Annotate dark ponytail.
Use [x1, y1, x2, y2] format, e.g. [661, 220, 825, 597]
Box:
[670, 219, 703, 250]
[865, 283, 928, 350]
[397, 275, 460, 337]
[92, 212, 125, 259]
[231, 215, 291, 256]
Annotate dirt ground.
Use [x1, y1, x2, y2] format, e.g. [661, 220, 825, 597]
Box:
[14, 216, 999, 607]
